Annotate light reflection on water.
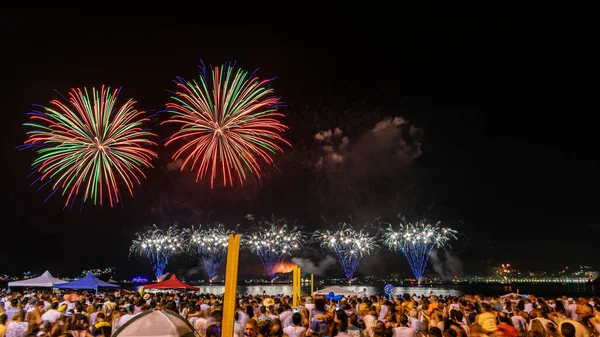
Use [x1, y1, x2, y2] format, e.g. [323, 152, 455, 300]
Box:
[191, 283, 596, 297]
[193, 285, 462, 297]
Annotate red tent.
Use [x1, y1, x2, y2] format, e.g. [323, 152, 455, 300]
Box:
[143, 275, 200, 291]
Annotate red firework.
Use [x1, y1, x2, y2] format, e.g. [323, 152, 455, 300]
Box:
[163, 62, 289, 187]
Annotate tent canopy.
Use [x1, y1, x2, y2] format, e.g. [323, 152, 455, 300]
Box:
[8, 271, 67, 288]
[143, 275, 199, 291]
[500, 292, 522, 299]
[54, 273, 120, 290]
[114, 309, 195, 337]
[314, 286, 358, 296]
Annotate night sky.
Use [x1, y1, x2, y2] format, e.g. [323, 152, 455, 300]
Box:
[2, 14, 598, 280]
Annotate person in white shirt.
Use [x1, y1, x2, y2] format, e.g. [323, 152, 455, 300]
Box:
[59, 300, 76, 312]
[233, 312, 244, 337]
[193, 311, 208, 337]
[392, 314, 416, 337]
[42, 298, 52, 312]
[408, 308, 421, 334]
[115, 305, 136, 330]
[200, 301, 211, 313]
[566, 299, 579, 321]
[363, 308, 377, 337]
[40, 302, 61, 324]
[279, 306, 294, 327]
[512, 309, 528, 331]
[89, 305, 103, 327]
[377, 300, 389, 323]
[102, 296, 116, 315]
[235, 306, 249, 331]
[304, 297, 315, 320]
[283, 312, 307, 337]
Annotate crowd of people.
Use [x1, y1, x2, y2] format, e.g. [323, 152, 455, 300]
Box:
[0, 289, 598, 337]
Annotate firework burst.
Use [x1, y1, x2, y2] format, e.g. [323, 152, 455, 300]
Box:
[383, 220, 457, 281]
[314, 224, 378, 280]
[185, 224, 234, 281]
[243, 216, 304, 279]
[21, 86, 157, 209]
[129, 224, 185, 280]
[163, 61, 290, 188]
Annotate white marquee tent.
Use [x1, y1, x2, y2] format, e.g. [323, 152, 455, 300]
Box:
[7, 271, 67, 288]
[314, 286, 358, 296]
[113, 309, 196, 337]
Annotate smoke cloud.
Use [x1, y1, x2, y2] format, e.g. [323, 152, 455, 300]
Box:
[157, 272, 171, 282]
[309, 116, 424, 219]
[429, 249, 464, 280]
[313, 117, 422, 174]
[443, 250, 464, 277]
[292, 255, 337, 276]
[185, 266, 204, 278]
[429, 250, 445, 278]
[166, 158, 184, 171]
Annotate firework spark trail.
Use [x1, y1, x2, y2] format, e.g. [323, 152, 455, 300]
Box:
[314, 224, 378, 280]
[383, 221, 457, 281]
[163, 61, 290, 188]
[129, 225, 184, 280]
[185, 224, 234, 280]
[20, 86, 157, 209]
[243, 217, 304, 279]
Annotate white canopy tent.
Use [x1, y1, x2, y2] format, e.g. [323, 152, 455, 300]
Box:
[7, 271, 67, 288]
[500, 292, 523, 299]
[314, 286, 358, 296]
[113, 309, 196, 337]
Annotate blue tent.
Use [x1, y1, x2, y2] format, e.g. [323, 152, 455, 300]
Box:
[54, 274, 120, 291]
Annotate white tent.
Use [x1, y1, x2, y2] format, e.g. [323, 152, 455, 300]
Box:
[113, 309, 196, 337]
[501, 292, 525, 305]
[500, 292, 523, 299]
[8, 271, 67, 288]
[314, 286, 358, 296]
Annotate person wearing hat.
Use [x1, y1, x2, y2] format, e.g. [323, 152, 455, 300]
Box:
[262, 297, 278, 320]
[262, 297, 275, 307]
